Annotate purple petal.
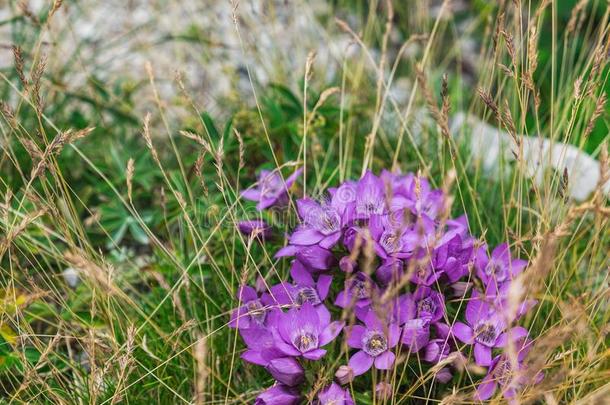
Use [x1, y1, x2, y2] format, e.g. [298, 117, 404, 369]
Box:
[284, 167, 303, 188]
[290, 228, 324, 245]
[316, 275, 333, 300]
[319, 321, 344, 346]
[474, 343, 492, 366]
[295, 246, 335, 270]
[465, 297, 488, 326]
[298, 302, 320, 333]
[319, 232, 342, 249]
[275, 245, 300, 258]
[374, 351, 395, 370]
[401, 319, 430, 352]
[241, 350, 267, 366]
[349, 350, 374, 376]
[346, 325, 366, 349]
[303, 348, 326, 360]
[496, 326, 529, 347]
[237, 286, 258, 302]
[290, 261, 314, 285]
[388, 324, 401, 348]
[241, 189, 261, 201]
[475, 374, 497, 401]
[452, 322, 474, 344]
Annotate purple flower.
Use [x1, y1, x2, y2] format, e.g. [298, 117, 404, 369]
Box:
[346, 309, 400, 375]
[229, 285, 272, 330]
[476, 339, 542, 402]
[255, 384, 300, 405]
[423, 324, 458, 383]
[355, 171, 387, 219]
[242, 168, 303, 211]
[316, 382, 354, 405]
[238, 219, 272, 239]
[375, 382, 392, 400]
[369, 212, 421, 260]
[401, 318, 430, 352]
[413, 286, 445, 323]
[451, 293, 529, 366]
[270, 302, 344, 360]
[276, 245, 336, 271]
[290, 189, 353, 249]
[334, 272, 378, 309]
[475, 243, 527, 288]
[335, 365, 354, 385]
[268, 262, 332, 319]
[266, 357, 304, 387]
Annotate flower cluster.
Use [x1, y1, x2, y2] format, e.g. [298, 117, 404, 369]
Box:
[235, 169, 540, 404]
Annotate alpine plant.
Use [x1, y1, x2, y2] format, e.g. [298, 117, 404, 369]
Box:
[234, 169, 541, 403]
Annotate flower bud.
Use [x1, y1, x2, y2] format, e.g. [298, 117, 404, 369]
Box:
[238, 219, 272, 239]
[266, 358, 304, 387]
[375, 382, 392, 400]
[334, 365, 354, 385]
[339, 256, 355, 273]
[450, 281, 472, 297]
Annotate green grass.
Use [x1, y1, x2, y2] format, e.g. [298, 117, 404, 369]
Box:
[0, 0, 609, 403]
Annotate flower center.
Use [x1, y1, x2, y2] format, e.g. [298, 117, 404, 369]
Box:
[362, 330, 388, 357]
[492, 359, 513, 385]
[319, 208, 340, 234]
[417, 297, 436, 317]
[351, 279, 370, 299]
[380, 231, 401, 254]
[294, 286, 321, 306]
[474, 322, 498, 345]
[293, 331, 318, 352]
[485, 261, 506, 281]
[245, 300, 266, 325]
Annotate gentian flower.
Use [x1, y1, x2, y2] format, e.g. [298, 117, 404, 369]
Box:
[401, 318, 430, 352]
[346, 309, 400, 375]
[376, 382, 393, 400]
[316, 382, 355, 405]
[335, 365, 354, 385]
[229, 285, 272, 329]
[413, 286, 445, 323]
[266, 357, 304, 386]
[271, 302, 343, 360]
[355, 171, 387, 219]
[290, 183, 355, 250]
[423, 336, 455, 383]
[451, 293, 529, 366]
[369, 211, 421, 260]
[268, 262, 332, 319]
[476, 339, 542, 402]
[238, 219, 272, 239]
[475, 243, 527, 288]
[335, 272, 378, 309]
[242, 168, 303, 210]
[255, 384, 300, 405]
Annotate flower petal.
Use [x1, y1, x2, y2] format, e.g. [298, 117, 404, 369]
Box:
[374, 351, 396, 370]
[452, 322, 474, 344]
[475, 374, 497, 401]
[316, 274, 333, 300]
[474, 343, 492, 366]
[241, 189, 261, 201]
[346, 325, 366, 349]
[290, 228, 324, 245]
[349, 350, 374, 376]
[319, 321, 344, 346]
[303, 348, 326, 360]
